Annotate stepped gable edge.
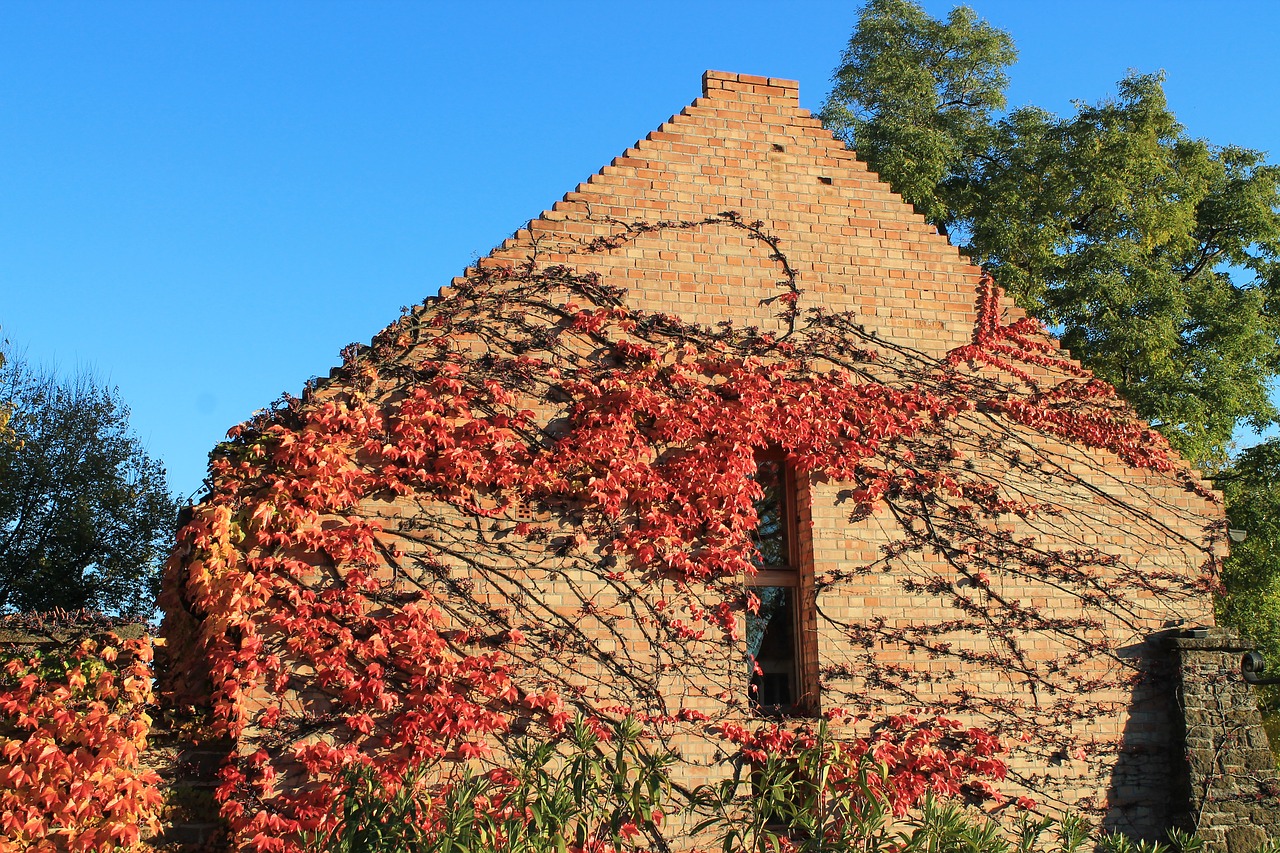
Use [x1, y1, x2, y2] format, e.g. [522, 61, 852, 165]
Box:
[431, 69, 986, 360]
[372, 69, 1214, 498]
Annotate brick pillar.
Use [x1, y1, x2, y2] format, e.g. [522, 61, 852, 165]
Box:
[1170, 627, 1280, 853]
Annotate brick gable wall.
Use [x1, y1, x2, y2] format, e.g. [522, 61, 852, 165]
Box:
[165, 71, 1228, 847]
[393, 71, 1219, 837]
[475, 71, 984, 360]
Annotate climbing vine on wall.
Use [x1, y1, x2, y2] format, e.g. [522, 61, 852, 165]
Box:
[160, 213, 1215, 851]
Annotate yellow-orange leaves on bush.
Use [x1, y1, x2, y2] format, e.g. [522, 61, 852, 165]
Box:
[0, 633, 162, 852]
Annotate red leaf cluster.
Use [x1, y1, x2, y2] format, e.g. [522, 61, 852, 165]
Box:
[157, 217, 1205, 849]
[717, 711, 1006, 817]
[0, 634, 162, 852]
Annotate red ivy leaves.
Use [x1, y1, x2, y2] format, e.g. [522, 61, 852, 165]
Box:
[160, 236, 1190, 850]
[949, 275, 1176, 472]
[716, 711, 1007, 816]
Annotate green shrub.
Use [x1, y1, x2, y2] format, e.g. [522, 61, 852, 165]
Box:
[320, 716, 1216, 853]
[317, 715, 672, 853]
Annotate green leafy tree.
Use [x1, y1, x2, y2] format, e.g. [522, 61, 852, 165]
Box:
[0, 353, 176, 615]
[821, 1, 1280, 467]
[0, 339, 14, 449]
[821, 0, 1016, 233]
[1216, 438, 1280, 706]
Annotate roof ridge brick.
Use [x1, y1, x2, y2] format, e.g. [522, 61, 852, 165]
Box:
[701, 70, 800, 103]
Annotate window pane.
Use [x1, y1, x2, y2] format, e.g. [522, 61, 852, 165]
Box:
[751, 459, 789, 569]
[746, 586, 797, 710]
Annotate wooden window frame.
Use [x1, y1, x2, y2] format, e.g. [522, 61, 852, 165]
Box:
[744, 453, 819, 717]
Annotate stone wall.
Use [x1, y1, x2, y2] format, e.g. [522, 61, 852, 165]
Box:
[1172, 627, 1280, 852]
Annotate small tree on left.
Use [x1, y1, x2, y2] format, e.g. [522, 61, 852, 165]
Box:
[0, 352, 176, 615]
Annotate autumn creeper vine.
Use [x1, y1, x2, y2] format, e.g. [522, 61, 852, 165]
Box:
[158, 214, 1209, 851]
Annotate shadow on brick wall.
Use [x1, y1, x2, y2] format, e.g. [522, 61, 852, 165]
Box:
[1100, 629, 1186, 840]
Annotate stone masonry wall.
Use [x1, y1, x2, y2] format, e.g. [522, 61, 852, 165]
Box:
[1172, 628, 1280, 853]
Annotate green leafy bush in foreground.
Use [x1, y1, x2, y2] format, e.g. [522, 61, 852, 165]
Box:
[316, 717, 1227, 853]
[317, 715, 671, 853]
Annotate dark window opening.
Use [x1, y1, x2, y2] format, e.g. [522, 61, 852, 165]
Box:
[747, 586, 798, 712]
[745, 455, 810, 716]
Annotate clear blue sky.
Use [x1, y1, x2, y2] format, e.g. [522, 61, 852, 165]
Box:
[2, 1, 1277, 502]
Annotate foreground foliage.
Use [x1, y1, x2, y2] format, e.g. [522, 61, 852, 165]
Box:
[0, 620, 162, 852]
[324, 716, 1206, 853]
[320, 715, 672, 853]
[693, 716, 1008, 853]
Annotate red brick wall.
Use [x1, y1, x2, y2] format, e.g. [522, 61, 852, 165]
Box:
[430, 71, 1217, 836]
[215, 71, 1223, 843]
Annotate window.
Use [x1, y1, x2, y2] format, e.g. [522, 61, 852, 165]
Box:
[745, 456, 815, 716]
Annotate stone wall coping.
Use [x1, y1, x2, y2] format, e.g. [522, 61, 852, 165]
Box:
[0, 622, 150, 646]
[1168, 626, 1256, 653]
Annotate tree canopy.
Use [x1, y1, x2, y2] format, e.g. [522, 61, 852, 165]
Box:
[0, 354, 176, 615]
[821, 0, 1015, 233]
[1218, 437, 1280, 686]
[821, 0, 1280, 467]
